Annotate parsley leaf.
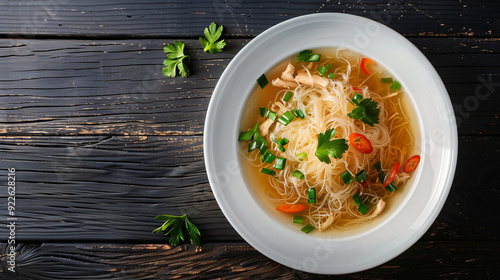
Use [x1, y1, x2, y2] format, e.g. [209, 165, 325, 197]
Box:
[163, 41, 190, 77]
[296, 50, 312, 62]
[315, 128, 349, 163]
[153, 214, 201, 246]
[347, 95, 380, 126]
[199, 22, 226, 54]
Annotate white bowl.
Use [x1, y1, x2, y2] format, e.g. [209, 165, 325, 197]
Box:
[204, 13, 457, 274]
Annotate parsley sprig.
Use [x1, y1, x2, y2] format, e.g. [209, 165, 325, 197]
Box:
[153, 214, 201, 246]
[199, 22, 226, 54]
[315, 128, 348, 164]
[163, 41, 190, 77]
[347, 93, 380, 126]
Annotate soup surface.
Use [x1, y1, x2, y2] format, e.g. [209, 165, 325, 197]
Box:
[238, 48, 420, 235]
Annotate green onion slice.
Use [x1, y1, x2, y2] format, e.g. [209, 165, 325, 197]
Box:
[261, 168, 276, 176]
[296, 109, 305, 119]
[262, 150, 276, 164]
[355, 169, 367, 183]
[292, 170, 304, 179]
[327, 73, 335, 79]
[238, 121, 259, 141]
[273, 137, 288, 152]
[277, 111, 295, 126]
[352, 93, 363, 104]
[379, 171, 398, 192]
[293, 215, 304, 223]
[306, 54, 321, 62]
[352, 193, 362, 207]
[308, 188, 316, 204]
[301, 223, 315, 234]
[267, 111, 277, 121]
[274, 157, 286, 170]
[327, 64, 332, 70]
[385, 183, 398, 192]
[296, 152, 307, 161]
[283, 91, 293, 102]
[390, 80, 401, 91]
[358, 203, 370, 215]
[373, 161, 382, 172]
[381, 77, 393, 83]
[257, 74, 269, 89]
[341, 171, 353, 185]
[291, 109, 299, 117]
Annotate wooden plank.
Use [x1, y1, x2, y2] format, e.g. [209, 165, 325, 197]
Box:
[0, 135, 498, 242]
[0, 0, 498, 37]
[0, 241, 498, 279]
[0, 38, 498, 136]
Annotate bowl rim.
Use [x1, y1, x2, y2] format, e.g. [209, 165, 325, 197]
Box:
[204, 13, 458, 274]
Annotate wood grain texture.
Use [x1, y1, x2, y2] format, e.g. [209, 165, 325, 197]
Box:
[1, 242, 499, 279]
[0, 135, 498, 242]
[0, 0, 498, 38]
[0, 0, 498, 278]
[0, 38, 498, 136]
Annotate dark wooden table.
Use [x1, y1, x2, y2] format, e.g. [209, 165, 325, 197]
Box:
[0, 1, 499, 279]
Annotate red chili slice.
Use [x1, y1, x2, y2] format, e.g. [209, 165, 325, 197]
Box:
[403, 155, 421, 173]
[360, 58, 375, 75]
[349, 133, 373, 154]
[276, 204, 306, 213]
[384, 162, 401, 187]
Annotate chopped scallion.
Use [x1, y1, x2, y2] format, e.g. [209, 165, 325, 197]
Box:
[355, 169, 367, 183]
[291, 109, 299, 117]
[358, 203, 369, 215]
[308, 188, 316, 204]
[318, 65, 327, 76]
[352, 193, 362, 207]
[277, 111, 295, 126]
[296, 152, 307, 161]
[280, 138, 289, 146]
[272, 137, 288, 152]
[262, 151, 276, 164]
[385, 183, 398, 192]
[327, 64, 332, 70]
[379, 171, 398, 192]
[238, 121, 259, 141]
[293, 215, 303, 223]
[390, 80, 401, 91]
[381, 77, 393, 83]
[341, 171, 353, 185]
[292, 170, 304, 179]
[373, 161, 382, 172]
[297, 109, 305, 119]
[274, 157, 286, 170]
[267, 111, 277, 121]
[261, 168, 276, 176]
[283, 91, 293, 102]
[353, 193, 370, 214]
[257, 74, 269, 89]
[352, 93, 363, 104]
[301, 223, 315, 234]
[306, 54, 321, 62]
[327, 73, 335, 79]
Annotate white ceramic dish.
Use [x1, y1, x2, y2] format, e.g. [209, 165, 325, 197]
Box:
[204, 13, 457, 274]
